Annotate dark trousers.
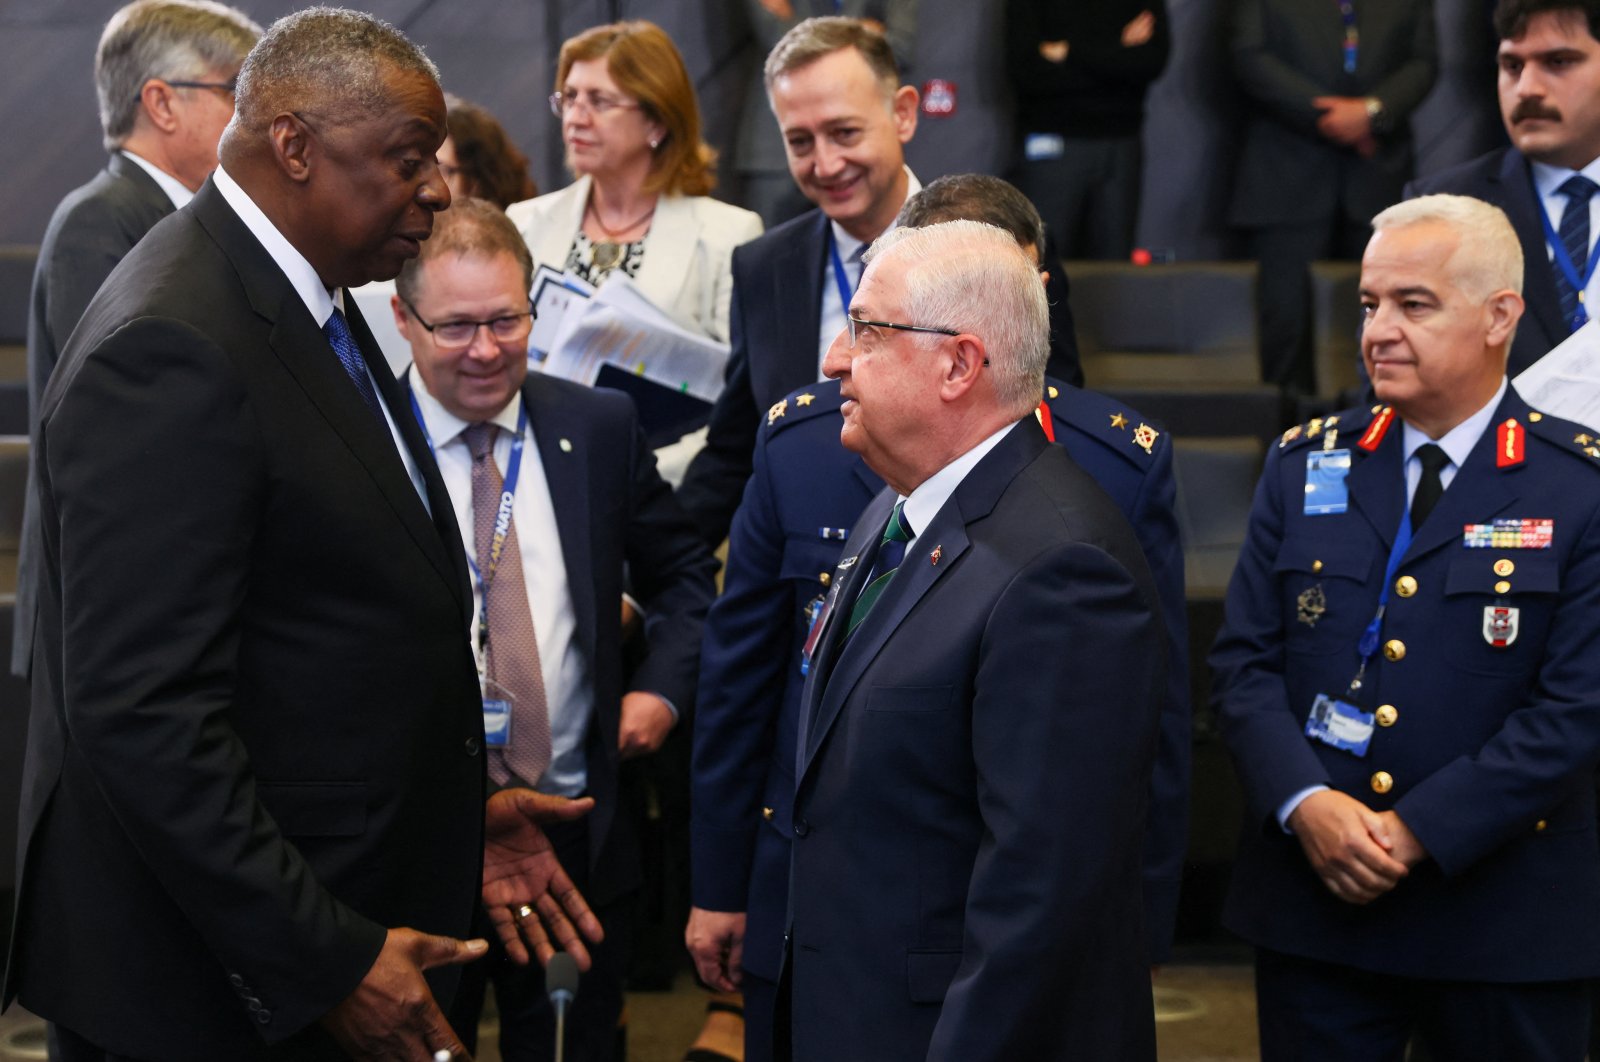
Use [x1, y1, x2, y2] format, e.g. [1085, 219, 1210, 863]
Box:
[450, 816, 634, 1062]
[1247, 216, 1370, 394]
[740, 970, 779, 1062]
[1015, 135, 1143, 262]
[1255, 947, 1590, 1062]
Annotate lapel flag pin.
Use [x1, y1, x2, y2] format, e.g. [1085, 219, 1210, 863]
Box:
[930, 545, 942, 566]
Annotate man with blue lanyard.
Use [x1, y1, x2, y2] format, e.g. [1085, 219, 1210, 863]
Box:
[392, 197, 717, 1062]
[1211, 193, 1600, 1060]
[1408, 0, 1600, 377]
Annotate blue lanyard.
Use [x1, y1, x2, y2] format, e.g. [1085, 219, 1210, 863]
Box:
[1536, 190, 1600, 330]
[408, 387, 528, 653]
[1337, 0, 1358, 74]
[828, 230, 857, 318]
[1348, 510, 1414, 696]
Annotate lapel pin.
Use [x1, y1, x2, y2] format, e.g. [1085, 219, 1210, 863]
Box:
[559, 438, 573, 453]
[930, 545, 942, 566]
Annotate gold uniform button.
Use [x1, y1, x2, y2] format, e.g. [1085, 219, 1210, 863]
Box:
[1383, 639, 1406, 661]
[1394, 575, 1417, 597]
[1375, 704, 1398, 727]
[1493, 558, 1515, 577]
[819, 572, 831, 587]
[1535, 819, 1548, 832]
[1530, 412, 1544, 422]
[1312, 559, 1324, 573]
[1371, 771, 1394, 794]
[762, 807, 774, 821]
[1494, 580, 1511, 595]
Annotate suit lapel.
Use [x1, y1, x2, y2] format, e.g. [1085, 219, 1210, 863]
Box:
[766, 213, 830, 403]
[107, 153, 176, 220]
[1347, 428, 1405, 551]
[189, 183, 469, 614]
[633, 194, 695, 322]
[1502, 151, 1567, 351]
[799, 422, 1048, 777]
[520, 378, 597, 666]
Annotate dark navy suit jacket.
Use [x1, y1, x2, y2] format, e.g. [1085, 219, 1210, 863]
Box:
[1407, 147, 1569, 377]
[786, 417, 1162, 1060]
[1211, 390, 1600, 981]
[690, 378, 1189, 997]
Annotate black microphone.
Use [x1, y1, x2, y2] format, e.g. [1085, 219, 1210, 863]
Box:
[547, 951, 580, 1062]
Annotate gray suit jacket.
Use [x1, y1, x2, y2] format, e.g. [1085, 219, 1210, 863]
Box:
[1227, 0, 1437, 228]
[13, 153, 175, 677]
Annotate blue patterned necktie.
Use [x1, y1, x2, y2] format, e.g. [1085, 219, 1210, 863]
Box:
[1557, 175, 1598, 330]
[324, 307, 385, 422]
[847, 501, 913, 635]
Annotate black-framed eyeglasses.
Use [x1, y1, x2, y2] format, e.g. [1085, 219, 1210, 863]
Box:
[549, 90, 641, 118]
[156, 76, 238, 98]
[845, 314, 960, 348]
[401, 297, 536, 350]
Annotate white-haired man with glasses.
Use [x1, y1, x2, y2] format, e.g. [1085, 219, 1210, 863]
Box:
[783, 219, 1164, 1060]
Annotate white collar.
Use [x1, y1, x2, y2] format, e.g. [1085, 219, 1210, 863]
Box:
[1530, 156, 1600, 200]
[120, 149, 194, 209]
[827, 166, 922, 260]
[410, 370, 523, 449]
[900, 419, 1018, 539]
[1400, 377, 1508, 468]
[213, 163, 335, 326]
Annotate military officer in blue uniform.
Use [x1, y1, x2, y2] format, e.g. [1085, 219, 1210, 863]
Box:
[1211, 193, 1600, 1061]
[685, 180, 1188, 1062]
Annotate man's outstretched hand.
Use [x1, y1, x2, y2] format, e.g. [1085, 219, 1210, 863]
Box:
[321, 927, 483, 1060]
[481, 788, 605, 970]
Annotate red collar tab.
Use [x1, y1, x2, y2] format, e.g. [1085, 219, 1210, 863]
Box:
[1357, 406, 1394, 452]
[1035, 399, 1055, 443]
[1497, 418, 1525, 468]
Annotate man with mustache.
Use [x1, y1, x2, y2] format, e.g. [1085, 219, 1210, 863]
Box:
[1407, 0, 1600, 375]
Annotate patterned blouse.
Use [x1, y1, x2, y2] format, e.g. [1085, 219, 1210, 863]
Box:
[564, 229, 646, 285]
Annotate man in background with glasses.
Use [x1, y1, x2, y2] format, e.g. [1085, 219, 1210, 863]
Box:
[14, 0, 260, 681]
[393, 197, 716, 1062]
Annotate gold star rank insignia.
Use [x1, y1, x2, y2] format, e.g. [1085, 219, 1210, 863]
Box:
[795, 392, 815, 407]
[1133, 423, 1160, 454]
[1110, 412, 1128, 429]
[1577, 433, 1593, 446]
[767, 398, 788, 425]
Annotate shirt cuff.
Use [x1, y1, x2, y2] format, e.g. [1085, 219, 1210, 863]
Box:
[1278, 784, 1329, 833]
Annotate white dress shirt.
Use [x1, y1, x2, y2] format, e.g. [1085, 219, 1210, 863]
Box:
[122, 149, 193, 209]
[212, 164, 429, 511]
[410, 382, 593, 797]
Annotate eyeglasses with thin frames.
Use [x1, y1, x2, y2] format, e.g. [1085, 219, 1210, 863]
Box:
[151, 76, 237, 100]
[401, 296, 536, 350]
[549, 90, 641, 118]
[845, 314, 960, 348]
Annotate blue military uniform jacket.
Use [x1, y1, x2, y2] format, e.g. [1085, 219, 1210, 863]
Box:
[1211, 388, 1600, 981]
[690, 376, 1189, 984]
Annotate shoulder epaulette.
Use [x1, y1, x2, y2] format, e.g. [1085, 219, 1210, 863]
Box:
[1047, 382, 1164, 466]
[764, 382, 845, 437]
[1522, 407, 1600, 468]
[1278, 405, 1379, 452]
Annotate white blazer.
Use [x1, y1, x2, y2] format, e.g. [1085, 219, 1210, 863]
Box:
[507, 175, 764, 344]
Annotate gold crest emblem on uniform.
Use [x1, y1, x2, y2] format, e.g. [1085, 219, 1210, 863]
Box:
[1297, 584, 1327, 627]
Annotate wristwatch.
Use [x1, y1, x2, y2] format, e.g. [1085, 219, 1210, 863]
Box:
[1364, 96, 1390, 135]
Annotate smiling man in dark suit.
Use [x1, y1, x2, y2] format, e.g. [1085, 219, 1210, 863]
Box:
[782, 220, 1163, 1060]
[4, 10, 604, 1061]
[14, 0, 261, 679]
[1407, 0, 1600, 376]
[392, 197, 716, 1062]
